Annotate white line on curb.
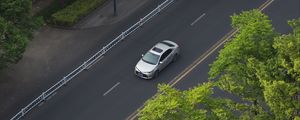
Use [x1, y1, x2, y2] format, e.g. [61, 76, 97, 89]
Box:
[103, 82, 121, 96]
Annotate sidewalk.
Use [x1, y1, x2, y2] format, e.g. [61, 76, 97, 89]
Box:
[0, 0, 152, 119]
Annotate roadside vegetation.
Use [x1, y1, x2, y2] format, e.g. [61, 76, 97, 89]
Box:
[138, 10, 300, 120]
[0, 0, 42, 69]
[51, 0, 108, 26]
[36, 0, 78, 23]
[37, 0, 108, 26]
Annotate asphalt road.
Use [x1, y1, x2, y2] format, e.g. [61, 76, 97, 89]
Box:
[24, 0, 299, 120]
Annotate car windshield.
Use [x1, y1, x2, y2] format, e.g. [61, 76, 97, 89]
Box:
[142, 52, 160, 65]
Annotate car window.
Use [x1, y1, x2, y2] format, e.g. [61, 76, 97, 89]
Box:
[159, 49, 172, 62]
[142, 52, 160, 65]
[152, 47, 163, 53]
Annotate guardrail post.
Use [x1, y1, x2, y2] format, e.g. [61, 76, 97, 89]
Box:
[139, 18, 144, 26]
[103, 46, 107, 55]
[21, 108, 25, 116]
[157, 4, 162, 12]
[121, 32, 126, 40]
[42, 92, 46, 101]
[63, 77, 68, 86]
[83, 61, 88, 70]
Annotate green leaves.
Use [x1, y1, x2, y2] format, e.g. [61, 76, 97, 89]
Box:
[273, 19, 300, 83]
[0, 0, 31, 22]
[0, 17, 29, 68]
[138, 82, 238, 120]
[262, 18, 300, 119]
[0, 0, 40, 69]
[138, 84, 184, 120]
[210, 10, 300, 119]
[261, 80, 299, 119]
[51, 0, 108, 26]
[209, 10, 276, 103]
[0, 0, 40, 30]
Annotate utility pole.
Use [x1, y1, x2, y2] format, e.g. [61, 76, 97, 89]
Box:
[113, 0, 117, 16]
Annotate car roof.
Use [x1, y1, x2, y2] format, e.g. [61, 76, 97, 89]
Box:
[149, 41, 175, 55]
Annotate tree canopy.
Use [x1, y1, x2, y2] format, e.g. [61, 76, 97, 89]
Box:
[254, 18, 300, 119]
[208, 10, 276, 103]
[138, 82, 238, 120]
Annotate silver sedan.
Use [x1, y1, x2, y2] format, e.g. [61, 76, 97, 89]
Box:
[134, 40, 179, 79]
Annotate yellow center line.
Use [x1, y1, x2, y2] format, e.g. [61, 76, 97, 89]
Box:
[169, 29, 238, 87]
[126, 0, 274, 119]
[167, 29, 235, 85]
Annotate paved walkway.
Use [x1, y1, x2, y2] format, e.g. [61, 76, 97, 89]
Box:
[0, 0, 152, 119]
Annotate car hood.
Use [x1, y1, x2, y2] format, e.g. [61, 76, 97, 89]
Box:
[136, 60, 156, 73]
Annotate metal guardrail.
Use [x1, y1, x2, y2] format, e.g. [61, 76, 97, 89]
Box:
[10, 0, 174, 119]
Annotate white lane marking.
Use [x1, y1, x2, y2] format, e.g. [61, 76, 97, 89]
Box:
[190, 13, 206, 26]
[260, 0, 274, 11]
[103, 82, 120, 96]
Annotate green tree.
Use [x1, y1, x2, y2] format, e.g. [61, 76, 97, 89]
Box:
[0, 0, 40, 30]
[0, 0, 42, 69]
[0, 17, 29, 68]
[138, 82, 238, 120]
[273, 18, 300, 83]
[208, 9, 276, 115]
[270, 19, 300, 119]
[250, 18, 300, 119]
